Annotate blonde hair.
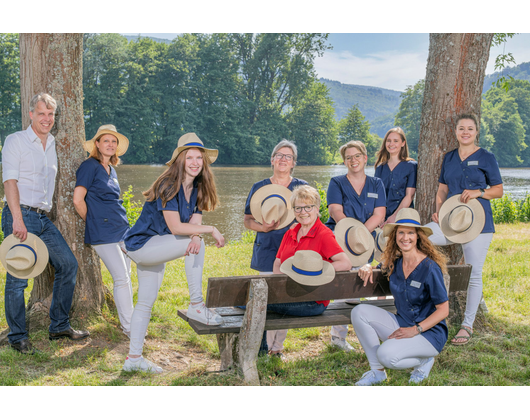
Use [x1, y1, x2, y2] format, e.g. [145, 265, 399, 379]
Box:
[291, 185, 320, 209]
[340, 141, 367, 161]
[374, 127, 413, 169]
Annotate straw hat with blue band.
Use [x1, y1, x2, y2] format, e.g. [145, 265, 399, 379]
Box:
[166, 133, 218, 166]
[249, 184, 294, 230]
[0, 233, 49, 279]
[438, 194, 485, 244]
[280, 250, 335, 286]
[373, 228, 387, 262]
[335, 218, 375, 267]
[382, 208, 433, 238]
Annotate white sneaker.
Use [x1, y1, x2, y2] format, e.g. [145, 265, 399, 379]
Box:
[187, 302, 224, 326]
[122, 356, 163, 374]
[330, 336, 354, 352]
[409, 357, 435, 384]
[355, 369, 387, 386]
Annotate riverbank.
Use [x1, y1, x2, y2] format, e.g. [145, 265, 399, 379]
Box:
[0, 223, 529, 386]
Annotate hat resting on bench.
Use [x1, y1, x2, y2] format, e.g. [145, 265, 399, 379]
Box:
[280, 250, 335, 286]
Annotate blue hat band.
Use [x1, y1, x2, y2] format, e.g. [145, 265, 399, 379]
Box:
[10, 244, 37, 268]
[375, 232, 384, 252]
[184, 142, 204, 148]
[291, 265, 323, 276]
[395, 218, 421, 225]
[344, 227, 362, 256]
[262, 194, 287, 206]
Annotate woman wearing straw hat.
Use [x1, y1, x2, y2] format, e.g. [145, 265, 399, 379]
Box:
[374, 127, 417, 226]
[244, 139, 308, 357]
[74, 124, 133, 338]
[121, 133, 224, 373]
[269, 185, 351, 345]
[325, 140, 386, 351]
[351, 208, 449, 385]
[426, 113, 503, 346]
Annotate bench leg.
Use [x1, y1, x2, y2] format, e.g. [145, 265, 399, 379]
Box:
[237, 278, 268, 386]
[216, 333, 236, 371]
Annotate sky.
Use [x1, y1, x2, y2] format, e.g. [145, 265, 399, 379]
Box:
[123, 33, 530, 92]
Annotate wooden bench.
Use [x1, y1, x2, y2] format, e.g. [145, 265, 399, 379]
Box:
[177, 265, 472, 385]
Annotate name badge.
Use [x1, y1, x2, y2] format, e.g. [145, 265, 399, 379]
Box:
[468, 161, 479, 166]
[367, 193, 378, 199]
[113, 177, 119, 184]
[410, 280, 422, 288]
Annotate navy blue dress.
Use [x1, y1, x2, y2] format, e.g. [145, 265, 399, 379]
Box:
[375, 160, 417, 219]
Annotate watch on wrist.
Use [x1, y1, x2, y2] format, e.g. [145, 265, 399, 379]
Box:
[479, 188, 485, 198]
[416, 324, 423, 334]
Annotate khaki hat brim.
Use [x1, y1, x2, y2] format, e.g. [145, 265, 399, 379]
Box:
[382, 222, 433, 238]
[250, 184, 295, 230]
[84, 129, 130, 156]
[166, 146, 218, 166]
[0, 233, 49, 279]
[334, 218, 375, 267]
[373, 228, 386, 262]
[280, 256, 335, 286]
[438, 195, 485, 244]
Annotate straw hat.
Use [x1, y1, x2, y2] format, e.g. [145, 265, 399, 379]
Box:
[383, 208, 433, 238]
[373, 228, 387, 262]
[166, 133, 218, 166]
[84, 124, 129, 156]
[438, 195, 485, 243]
[280, 250, 335, 286]
[0, 233, 49, 279]
[249, 184, 294, 230]
[335, 218, 375, 266]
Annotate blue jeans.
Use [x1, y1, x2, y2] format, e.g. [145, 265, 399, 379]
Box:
[2, 206, 78, 344]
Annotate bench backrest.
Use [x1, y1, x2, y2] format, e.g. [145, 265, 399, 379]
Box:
[205, 265, 472, 308]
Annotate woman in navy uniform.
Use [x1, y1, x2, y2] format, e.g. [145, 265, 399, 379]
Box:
[74, 125, 133, 338]
[244, 139, 307, 357]
[374, 127, 417, 226]
[325, 140, 386, 351]
[426, 113, 503, 346]
[122, 133, 225, 373]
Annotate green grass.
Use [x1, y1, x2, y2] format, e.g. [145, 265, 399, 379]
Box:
[1, 223, 529, 386]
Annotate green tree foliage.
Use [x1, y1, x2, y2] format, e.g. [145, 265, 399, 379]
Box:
[0, 33, 21, 145]
[337, 104, 380, 163]
[394, 79, 425, 158]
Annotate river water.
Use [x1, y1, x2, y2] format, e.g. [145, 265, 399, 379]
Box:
[114, 165, 530, 244]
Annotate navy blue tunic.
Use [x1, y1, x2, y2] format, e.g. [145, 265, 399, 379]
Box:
[124, 183, 202, 252]
[438, 148, 503, 234]
[75, 158, 129, 245]
[375, 160, 417, 219]
[244, 177, 308, 272]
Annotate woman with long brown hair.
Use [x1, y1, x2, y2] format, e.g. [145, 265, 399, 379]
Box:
[122, 133, 225, 373]
[374, 127, 417, 226]
[351, 208, 449, 385]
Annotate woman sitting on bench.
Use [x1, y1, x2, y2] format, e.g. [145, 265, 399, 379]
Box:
[351, 208, 449, 385]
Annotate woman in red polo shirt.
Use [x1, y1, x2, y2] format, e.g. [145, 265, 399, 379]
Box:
[264, 185, 351, 355]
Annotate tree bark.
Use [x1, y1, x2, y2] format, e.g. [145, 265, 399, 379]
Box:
[19, 33, 105, 330]
[417, 33, 493, 326]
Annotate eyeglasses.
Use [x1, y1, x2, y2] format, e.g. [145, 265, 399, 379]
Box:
[293, 205, 316, 213]
[274, 153, 294, 162]
[345, 154, 364, 161]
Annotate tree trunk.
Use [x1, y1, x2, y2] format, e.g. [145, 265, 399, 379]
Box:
[19, 33, 106, 330]
[417, 33, 493, 326]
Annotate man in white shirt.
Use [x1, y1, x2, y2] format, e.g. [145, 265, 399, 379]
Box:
[2, 93, 89, 354]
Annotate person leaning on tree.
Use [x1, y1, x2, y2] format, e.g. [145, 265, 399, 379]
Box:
[1, 93, 89, 355]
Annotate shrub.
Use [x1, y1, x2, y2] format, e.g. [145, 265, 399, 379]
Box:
[315, 182, 329, 224]
[121, 185, 143, 226]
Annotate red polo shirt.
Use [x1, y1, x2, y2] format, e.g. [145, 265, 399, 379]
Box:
[276, 219, 345, 306]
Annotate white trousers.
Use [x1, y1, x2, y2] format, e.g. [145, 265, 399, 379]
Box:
[127, 234, 205, 356]
[425, 222, 493, 328]
[331, 265, 363, 339]
[93, 242, 133, 334]
[351, 304, 439, 371]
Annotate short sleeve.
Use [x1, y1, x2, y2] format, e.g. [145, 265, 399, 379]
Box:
[426, 261, 449, 305]
[275, 230, 291, 261]
[406, 161, 417, 189]
[374, 178, 386, 208]
[319, 228, 345, 261]
[157, 195, 179, 212]
[374, 165, 382, 179]
[326, 177, 343, 206]
[75, 160, 96, 189]
[244, 183, 258, 215]
[438, 153, 448, 185]
[483, 152, 503, 187]
[1, 135, 21, 182]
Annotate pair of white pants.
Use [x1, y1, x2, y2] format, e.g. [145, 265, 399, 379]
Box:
[425, 222, 493, 328]
[259, 271, 289, 352]
[127, 234, 205, 356]
[331, 265, 363, 340]
[351, 304, 439, 370]
[93, 242, 133, 334]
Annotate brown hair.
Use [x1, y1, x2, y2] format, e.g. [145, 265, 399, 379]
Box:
[380, 227, 448, 276]
[143, 147, 219, 211]
[374, 127, 413, 169]
[339, 140, 367, 161]
[89, 134, 121, 166]
[455, 113, 480, 143]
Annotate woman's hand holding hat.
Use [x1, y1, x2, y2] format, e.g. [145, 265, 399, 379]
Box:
[261, 218, 281, 233]
[460, 189, 482, 204]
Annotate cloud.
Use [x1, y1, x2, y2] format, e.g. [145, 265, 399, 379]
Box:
[315, 50, 428, 92]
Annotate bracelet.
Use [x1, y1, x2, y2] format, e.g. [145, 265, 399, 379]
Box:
[190, 233, 203, 240]
[416, 324, 423, 334]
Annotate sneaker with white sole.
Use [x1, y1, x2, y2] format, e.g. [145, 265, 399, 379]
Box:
[330, 336, 354, 352]
[409, 357, 435, 384]
[187, 302, 224, 326]
[355, 369, 387, 386]
[122, 356, 163, 374]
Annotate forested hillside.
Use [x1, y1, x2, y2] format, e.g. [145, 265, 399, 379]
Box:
[483, 61, 530, 93]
